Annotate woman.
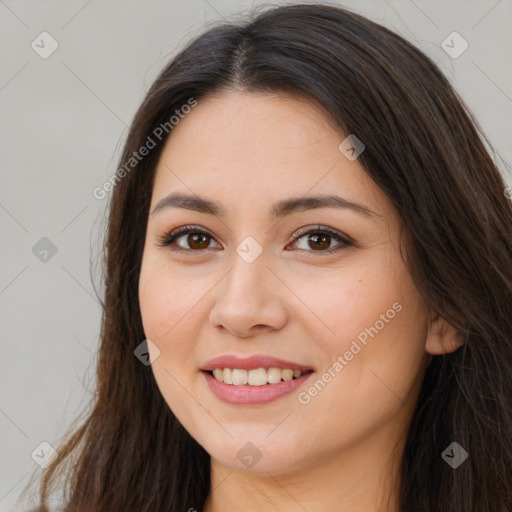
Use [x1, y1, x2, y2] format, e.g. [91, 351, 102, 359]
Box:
[23, 3, 512, 511]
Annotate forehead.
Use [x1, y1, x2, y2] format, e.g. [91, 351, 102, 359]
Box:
[166, 91, 337, 159]
[150, 91, 390, 221]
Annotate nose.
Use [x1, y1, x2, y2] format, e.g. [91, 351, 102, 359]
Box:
[208, 253, 288, 338]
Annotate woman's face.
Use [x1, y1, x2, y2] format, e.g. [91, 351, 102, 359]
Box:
[138, 90, 432, 476]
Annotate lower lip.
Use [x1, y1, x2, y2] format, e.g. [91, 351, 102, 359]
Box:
[202, 370, 314, 405]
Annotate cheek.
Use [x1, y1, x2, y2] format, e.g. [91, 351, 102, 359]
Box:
[138, 260, 205, 415]
[295, 258, 427, 402]
[288, 257, 411, 350]
[298, 297, 427, 447]
[138, 257, 203, 362]
[139, 249, 205, 331]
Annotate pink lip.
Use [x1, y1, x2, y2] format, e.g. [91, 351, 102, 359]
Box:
[202, 370, 314, 405]
[201, 354, 314, 372]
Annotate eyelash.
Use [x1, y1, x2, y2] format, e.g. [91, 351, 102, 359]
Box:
[155, 224, 353, 255]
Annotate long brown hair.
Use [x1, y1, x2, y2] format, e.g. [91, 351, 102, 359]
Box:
[22, 3, 512, 511]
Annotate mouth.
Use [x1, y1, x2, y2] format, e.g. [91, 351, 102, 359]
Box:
[206, 367, 314, 386]
[201, 368, 315, 405]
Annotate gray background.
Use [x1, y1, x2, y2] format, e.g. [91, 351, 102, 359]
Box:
[1, 0, 511, 510]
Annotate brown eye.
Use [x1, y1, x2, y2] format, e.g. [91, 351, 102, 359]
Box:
[186, 232, 211, 250]
[157, 225, 220, 252]
[306, 233, 331, 251]
[158, 225, 351, 255]
[289, 227, 351, 254]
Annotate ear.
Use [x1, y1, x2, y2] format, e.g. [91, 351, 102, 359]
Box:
[425, 311, 464, 355]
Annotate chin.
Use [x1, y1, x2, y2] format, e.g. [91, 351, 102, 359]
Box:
[201, 433, 309, 475]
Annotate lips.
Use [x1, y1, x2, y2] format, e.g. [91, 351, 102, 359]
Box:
[200, 354, 315, 405]
[201, 354, 314, 372]
[202, 370, 314, 405]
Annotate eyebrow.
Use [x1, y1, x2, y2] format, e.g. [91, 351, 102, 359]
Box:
[151, 192, 379, 220]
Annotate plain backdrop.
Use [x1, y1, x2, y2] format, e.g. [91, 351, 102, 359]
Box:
[1, 0, 511, 510]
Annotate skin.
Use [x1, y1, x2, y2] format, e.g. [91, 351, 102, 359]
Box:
[138, 90, 461, 512]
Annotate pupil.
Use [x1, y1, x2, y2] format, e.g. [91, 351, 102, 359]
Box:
[190, 233, 209, 249]
[309, 233, 329, 250]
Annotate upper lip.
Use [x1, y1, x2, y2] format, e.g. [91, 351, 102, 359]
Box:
[201, 355, 314, 372]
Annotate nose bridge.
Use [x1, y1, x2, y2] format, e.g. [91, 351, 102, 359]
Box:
[209, 245, 288, 335]
[222, 225, 272, 295]
[223, 246, 271, 303]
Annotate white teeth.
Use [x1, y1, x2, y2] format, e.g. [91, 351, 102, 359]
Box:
[222, 368, 233, 384]
[211, 367, 307, 385]
[267, 367, 283, 384]
[232, 369, 248, 385]
[282, 369, 293, 381]
[248, 368, 268, 386]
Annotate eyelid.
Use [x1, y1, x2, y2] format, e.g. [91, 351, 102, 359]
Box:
[290, 225, 353, 244]
[286, 225, 353, 254]
[155, 224, 221, 251]
[156, 224, 353, 254]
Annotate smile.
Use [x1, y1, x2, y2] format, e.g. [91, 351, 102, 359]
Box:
[211, 367, 310, 385]
[202, 369, 314, 405]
